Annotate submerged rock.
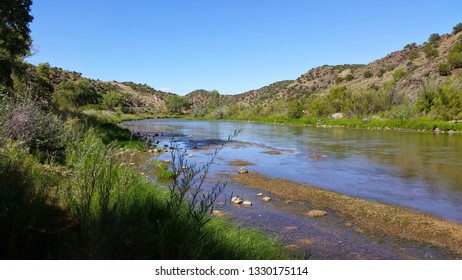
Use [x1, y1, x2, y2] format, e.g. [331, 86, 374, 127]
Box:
[309, 153, 327, 160]
[212, 210, 227, 217]
[306, 210, 327, 218]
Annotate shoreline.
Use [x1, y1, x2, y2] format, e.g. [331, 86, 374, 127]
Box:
[229, 172, 462, 255]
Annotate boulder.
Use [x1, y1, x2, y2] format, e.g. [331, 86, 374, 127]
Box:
[362, 118, 371, 123]
[256, 192, 263, 197]
[261, 196, 271, 202]
[331, 112, 344, 119]
[306, 210, 327, 218]
[238, 167, 249, 174]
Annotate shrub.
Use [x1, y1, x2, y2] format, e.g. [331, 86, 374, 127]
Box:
[165, 95, 190, 114]
[53, 80, 101, 108]
[345, 73, 354, 81]
[408, 50, 419, 61]
[392, 69, 406, 81]
[363, 70, 373, 78]
[190, 107, 208, 118]
[404, 42, 417, 49]
[211, 105, 229, 119]
[453, 23, 462, 34]
[423, 42, 438, 58]
[377, 68, 386, 78]
[447, 41, 462, 69]
[1, 101, 65, 162]
[438, 63, 451, 76]
[287, 100, 304, 119]
[102, 91, 125, 110]
[335, 76, 344, 84]
[428, 33, 440, 42]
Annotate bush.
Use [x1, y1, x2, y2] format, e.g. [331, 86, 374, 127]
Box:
[408, 50, 419, 61]
[453, 23, 462, 34]
[287, 100, 304, 119]
[392, 69, 406, 81]
[102, 91, 125, 110]
[428, 33, 440, 42]
[165, 95, 190, 114]
[423, 42, 438, 58]
[1, 101, 65, 162]
[363, 70, 373, 78]
[438, 63, 451, 76]
[448, 41, 462, 69]
[53, 80, 101, 108]
[345, 73, 354, 81]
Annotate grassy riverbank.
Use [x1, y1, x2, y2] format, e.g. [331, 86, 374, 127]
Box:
[0, 101, 291, 259]
[186, 115, 462, 133]
[230, 172, 462, 255]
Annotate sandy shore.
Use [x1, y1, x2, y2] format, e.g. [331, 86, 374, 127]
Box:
[230, 172, 462, 255]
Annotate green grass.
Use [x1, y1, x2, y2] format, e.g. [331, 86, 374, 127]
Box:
[0, 124, 291, 259]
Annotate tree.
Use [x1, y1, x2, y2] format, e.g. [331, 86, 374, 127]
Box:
[165, 95, 190, 114]
[0, 0, 34, 88]
[453, 23, 462, 34]
[428, 33, 440, 42]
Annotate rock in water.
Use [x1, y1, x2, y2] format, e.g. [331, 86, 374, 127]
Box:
[231, 197, 243, 204]
[256, 192, 263, 197]
[306, 210, 327, 218]
[238, 167, 249, 174]
[242, 200, 252, 206]
[261, 196, 271, 202]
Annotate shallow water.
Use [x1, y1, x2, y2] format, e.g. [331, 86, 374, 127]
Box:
[122, 119, 462, 259]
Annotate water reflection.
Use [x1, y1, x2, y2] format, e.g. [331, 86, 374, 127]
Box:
[122, 119, 462, 223]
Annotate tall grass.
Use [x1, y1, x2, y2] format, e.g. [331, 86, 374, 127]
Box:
[1, 121, 290, 259]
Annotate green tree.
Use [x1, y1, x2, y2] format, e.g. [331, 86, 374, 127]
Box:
[53, 80, 101, 108]
[0, 0, 33, 88]
[102, 91, 125, 110]
[165, 95, 190, 114]
[453, 23, 462, 34]
[428, 33, 440, 42]
[287, 100, 304, 119]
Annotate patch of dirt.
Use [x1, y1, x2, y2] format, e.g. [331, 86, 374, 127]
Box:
[229, 172, 462, 255]
[228, 160, 255, 166]
[264, 151, 282, 155]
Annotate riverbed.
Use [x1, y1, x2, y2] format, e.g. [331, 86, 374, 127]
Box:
[121, 119, 462, 259]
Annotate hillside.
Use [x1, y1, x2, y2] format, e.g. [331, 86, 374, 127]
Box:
[180, 27, 462, 125]
[208, 29, 462, 107]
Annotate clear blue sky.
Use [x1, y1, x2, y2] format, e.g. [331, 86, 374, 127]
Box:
[26, 0, 462, 95]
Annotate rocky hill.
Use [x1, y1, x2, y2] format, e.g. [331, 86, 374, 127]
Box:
[204, 28, 462, 109]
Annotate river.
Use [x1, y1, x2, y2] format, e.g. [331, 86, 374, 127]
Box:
[122, 119, 462, 259]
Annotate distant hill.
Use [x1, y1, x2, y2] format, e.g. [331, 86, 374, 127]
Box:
[192, 29, 462, 109]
